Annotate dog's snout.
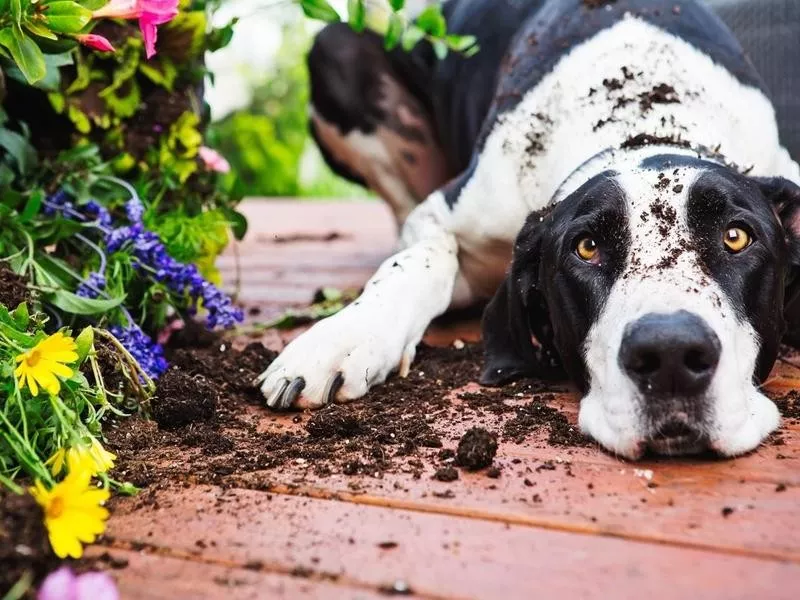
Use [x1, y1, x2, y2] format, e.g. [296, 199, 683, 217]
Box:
[619, 311, 721, 397]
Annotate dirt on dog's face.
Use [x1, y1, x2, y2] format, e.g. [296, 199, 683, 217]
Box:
[482, 154, 800, 459]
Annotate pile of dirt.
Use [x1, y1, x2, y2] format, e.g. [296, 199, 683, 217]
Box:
[104, 338, 590, 494]
[0, 489, 58, 596]
[0, 262, 30, 309]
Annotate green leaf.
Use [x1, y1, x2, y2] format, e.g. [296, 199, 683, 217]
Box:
[47, 290, 125, 316]
[384, 12, 404, 51]
[347, 0, 366, 33]
[11, 302, 29, 330]
[10, 0, 22, 27]
[433, 39, 448, 60]
[389, 0, 405, 10]
[300, 0, 340, 23]
[415, 4, 446, 37]
[42, 2, 93, 34]
[79, 0, 108, 10]
[401, 25, 425, 51]
[0, 26, 47, 84]
[19, 190, 43, 222]
[446, 34, 477, 52]
[0, 127, 37, 174]
[24, 21, 58, 41]
[74, 326, 94, 363]
[224, 207, 248, 241]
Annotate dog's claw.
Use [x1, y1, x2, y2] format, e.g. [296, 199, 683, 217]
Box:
[281, 377, 306, 409]
[399, 351, 412, 378]
[266, 378, 289, 409]
[323, 372, 344, 405]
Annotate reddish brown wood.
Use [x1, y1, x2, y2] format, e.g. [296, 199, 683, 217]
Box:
[99, 200, 799, 598]
[103, 486, 800, 600]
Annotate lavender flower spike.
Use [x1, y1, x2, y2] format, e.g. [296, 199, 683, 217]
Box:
[76, 272, 107, 299]
[109, 323, 168, 378]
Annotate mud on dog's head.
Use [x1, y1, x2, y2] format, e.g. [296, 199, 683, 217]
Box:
[482, 153, 800, 459]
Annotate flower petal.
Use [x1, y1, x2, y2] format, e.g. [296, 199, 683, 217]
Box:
[37, 566, 78, 600]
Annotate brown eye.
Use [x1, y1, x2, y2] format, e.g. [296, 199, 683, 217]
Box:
[723, 227, 751, 253]
[576, 237, 599, 262]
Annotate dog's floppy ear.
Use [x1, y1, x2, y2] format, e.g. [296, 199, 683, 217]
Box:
[480, 209, 562, 386]
[754, 176, 800, 346]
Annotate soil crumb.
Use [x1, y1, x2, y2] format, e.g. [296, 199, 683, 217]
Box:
[433, 466, 459, 482]
[0, 262, 30, 309]
[455, 427, 498, 471]
[152, 369, 218, 429]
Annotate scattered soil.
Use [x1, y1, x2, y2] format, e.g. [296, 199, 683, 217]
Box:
[103, 336, 587, 497]
[0, 489, 58, 596]
[621, 133, 690, 150]
[0, 262, 30, 309]
[455, 428, 498, 471]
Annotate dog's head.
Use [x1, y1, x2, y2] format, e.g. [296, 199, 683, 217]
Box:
[482, 152, 800, 458]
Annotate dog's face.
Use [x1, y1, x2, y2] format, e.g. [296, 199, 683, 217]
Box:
[482, 154, 800, 458]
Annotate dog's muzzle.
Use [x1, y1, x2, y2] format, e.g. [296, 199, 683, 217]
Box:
[619, 310, 722, 453]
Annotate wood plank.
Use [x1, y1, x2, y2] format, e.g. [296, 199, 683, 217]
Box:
[102, 486, 800, 600]
[85, 547, 391, 600]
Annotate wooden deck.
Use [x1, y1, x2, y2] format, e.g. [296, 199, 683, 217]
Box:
[92, 200, 800, 599]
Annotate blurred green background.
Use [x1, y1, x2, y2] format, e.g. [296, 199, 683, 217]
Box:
[204, 2, 373, 199]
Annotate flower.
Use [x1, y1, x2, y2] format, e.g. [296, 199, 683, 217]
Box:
[75, 34, 116, 53]
[38, 567, 119, 600]
[47, 439, 117, 477]
[15, 332, 79, 397]
[29, 454, 110, 559]
[124, 197, 144, 224]
[198, 146, 231, 174]
[93, 0, 179, 59]
[105, 224, 243, 330]
[76, 272, 107, 299]
[109, 324, 168, 378]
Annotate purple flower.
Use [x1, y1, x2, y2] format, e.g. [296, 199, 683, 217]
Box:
[110, 323, 168, 378]
[76, 272, 107, 298]
[125, 198, 144, 224]
[38, 567, 119, 600]
[85, 200, 113, 228]
[104, 225, 243, 330]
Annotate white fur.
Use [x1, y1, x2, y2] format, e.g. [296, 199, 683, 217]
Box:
[578, 167, 780, 458]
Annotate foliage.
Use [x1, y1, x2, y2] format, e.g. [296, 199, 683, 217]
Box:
[300, 0, 478, 58]
[0, 305, 148, 496]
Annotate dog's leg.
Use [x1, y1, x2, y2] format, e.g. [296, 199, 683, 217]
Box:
[256, 192, 467, 409]
[307, 23, 450, 225]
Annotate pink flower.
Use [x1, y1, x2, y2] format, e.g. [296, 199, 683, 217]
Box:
[93, 0, 179, 59]
[75, 33, 116, 53]
[38, 567, 119, 600]
[198, 146, 231, 174]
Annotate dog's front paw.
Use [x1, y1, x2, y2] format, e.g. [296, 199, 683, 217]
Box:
[254, 305, 417, 410]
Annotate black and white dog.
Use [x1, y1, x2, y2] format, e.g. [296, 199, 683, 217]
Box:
[256, 0, 800, 459]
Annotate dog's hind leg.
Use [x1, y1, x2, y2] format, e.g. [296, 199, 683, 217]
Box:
[307, 23, 451, 225]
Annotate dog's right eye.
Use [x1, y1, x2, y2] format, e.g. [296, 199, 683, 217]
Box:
[576, 237, 600, 263]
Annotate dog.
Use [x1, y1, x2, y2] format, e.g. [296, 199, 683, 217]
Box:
[256, 0, 800, 459]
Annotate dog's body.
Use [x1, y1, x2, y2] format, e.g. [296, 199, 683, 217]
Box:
[258, 0, 800, 458]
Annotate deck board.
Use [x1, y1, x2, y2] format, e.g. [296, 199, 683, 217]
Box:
[102, 200, 799, 598]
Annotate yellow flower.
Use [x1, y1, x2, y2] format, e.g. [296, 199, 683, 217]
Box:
[30, 454, 110, 559]
[46, 438, 117, 477]
[14, 331, 79, 397]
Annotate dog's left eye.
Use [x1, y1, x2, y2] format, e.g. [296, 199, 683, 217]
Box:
[723, 227, 752, 253]
[576, 237, 600, 263]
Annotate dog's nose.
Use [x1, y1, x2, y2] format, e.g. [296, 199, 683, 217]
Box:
[619, 311, 721, 397]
